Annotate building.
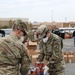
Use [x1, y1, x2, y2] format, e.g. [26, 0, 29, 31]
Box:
[0, 18, 29, 28]
[32, 22, 75, 30]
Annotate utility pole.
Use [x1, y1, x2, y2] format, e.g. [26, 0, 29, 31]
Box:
[51, 10, 53, 23]
[51, 10, 53, 29]
[65, 17, 67, 23]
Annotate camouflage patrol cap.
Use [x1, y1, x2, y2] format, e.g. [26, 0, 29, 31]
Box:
[13, 20, 28, 36]
[37, 25, 48, 40]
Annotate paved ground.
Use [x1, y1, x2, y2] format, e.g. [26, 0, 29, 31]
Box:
[62, 38, 75, 75]
[63, 38, 75, 52]
[28, 38, 75, 75]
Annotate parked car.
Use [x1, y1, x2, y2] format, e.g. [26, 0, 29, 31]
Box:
[51, 29, 65, 39]
[0, 28, 12, 37]
[0, 30, 5, 37]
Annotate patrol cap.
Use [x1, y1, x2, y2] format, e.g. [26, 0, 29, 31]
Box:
[37, 25, 48, 40]
[12, 20, 28, 36]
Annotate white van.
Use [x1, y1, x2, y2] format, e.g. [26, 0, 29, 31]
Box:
[58, 27, 75, 33]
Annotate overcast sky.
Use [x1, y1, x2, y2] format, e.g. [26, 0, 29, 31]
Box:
[0, 0, 75, 22]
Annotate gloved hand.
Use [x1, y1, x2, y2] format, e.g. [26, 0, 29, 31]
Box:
[43, 65, 49, 75]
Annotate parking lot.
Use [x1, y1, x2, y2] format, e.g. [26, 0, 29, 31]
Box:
[63, 38, 75, 52]
[63, 38, 75, 75]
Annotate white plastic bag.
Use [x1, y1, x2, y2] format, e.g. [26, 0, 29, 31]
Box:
[43, 65, 49, 75]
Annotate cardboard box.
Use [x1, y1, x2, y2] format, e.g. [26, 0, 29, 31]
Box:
[64, 55, 68, 63]
[29, 50, 40, 55]
[28, 50, 40, 65]
[28, 41, 37, 45]
[34, 50, 40, 53]
[31, 55, 39, 65]
[63, 52, 75, 63]
[68, 55, 75, 63]
[66, 52, 75, 63]
[30, 51, 75, 63]
[27, 41, 37, 50]
[68, 53, 75, 63]
[62, 52, 68, 63]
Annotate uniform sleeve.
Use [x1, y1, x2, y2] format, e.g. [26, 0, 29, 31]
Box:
[20, 45, 32, 75]
[49, 38, 62, 64]
[37, 41, 45, 62]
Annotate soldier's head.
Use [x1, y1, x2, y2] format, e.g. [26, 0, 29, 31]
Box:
[12, 20, 28, 39]
[37, 25, 50, 40]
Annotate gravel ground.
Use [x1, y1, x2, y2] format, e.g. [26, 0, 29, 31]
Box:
[63, 38, 75, 75]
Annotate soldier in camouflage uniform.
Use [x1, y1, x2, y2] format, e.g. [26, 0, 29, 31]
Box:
[28, 29, 34, 42]
[37, 25, 65, 75]
[0, 20, 32, 75]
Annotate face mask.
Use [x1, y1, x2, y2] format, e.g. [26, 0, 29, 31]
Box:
[20, 36, 24, 42]
[43, 37, 48, 43]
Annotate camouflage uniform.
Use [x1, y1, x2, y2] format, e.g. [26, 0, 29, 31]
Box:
[0, 29, 31, 74]
[28, 30, 34, 41]
[37, 25, 65, 75]
[22, 34, 28, 43]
